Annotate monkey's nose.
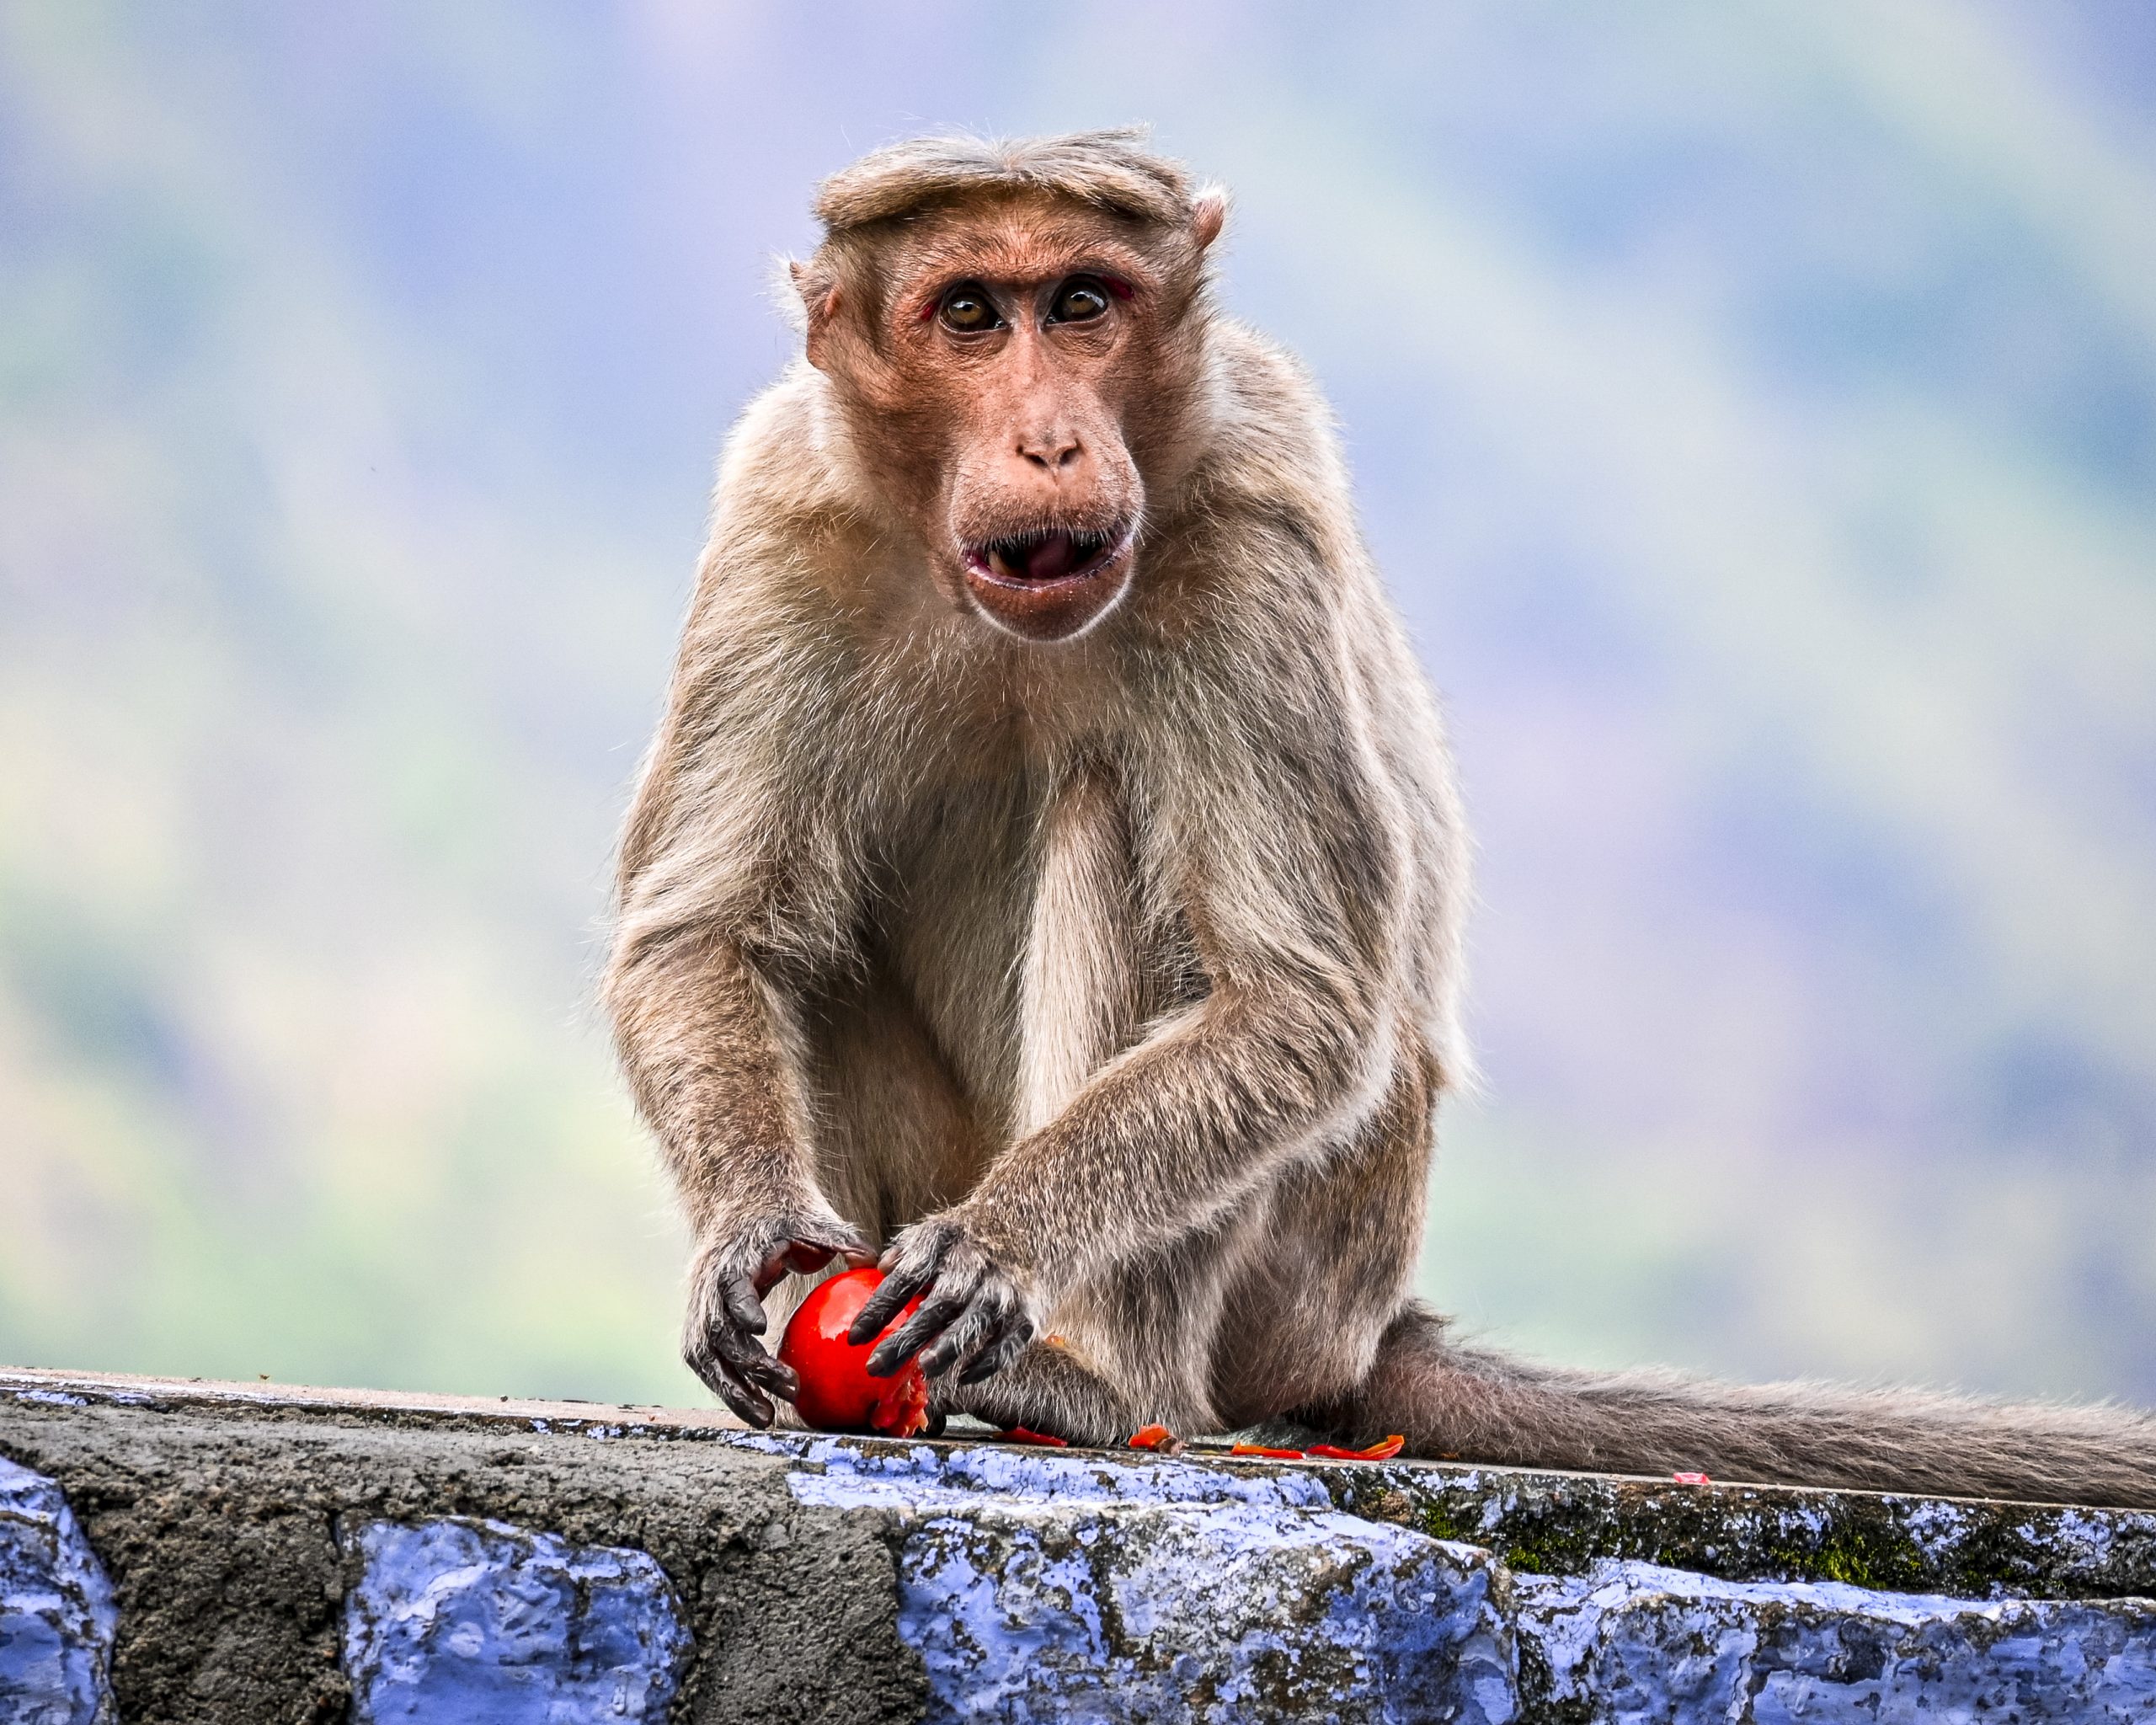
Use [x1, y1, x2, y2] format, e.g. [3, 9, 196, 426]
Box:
[1017, 432, 1084, 473]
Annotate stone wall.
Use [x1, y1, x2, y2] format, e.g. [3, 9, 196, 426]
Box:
[3, 1367, 2152, 1722]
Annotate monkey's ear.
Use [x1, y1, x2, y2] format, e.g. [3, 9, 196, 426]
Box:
[1189, 184, 1230, 252]
[787, 259, 844, 370]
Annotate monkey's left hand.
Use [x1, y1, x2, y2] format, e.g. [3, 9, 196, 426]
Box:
[848, 1215, 1037, 1385]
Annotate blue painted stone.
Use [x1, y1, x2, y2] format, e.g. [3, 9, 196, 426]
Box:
[0, 1456, 116, 1725]
[787, 1442, 1516, 1723]
[344, 1519, 691, 1725]
[1517, 1559, 2156, 1723]
[781, 1434, 1335, 1516]
[905, 1505, 1514, 1725]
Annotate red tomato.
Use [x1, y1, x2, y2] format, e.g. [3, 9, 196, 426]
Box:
[777, 1266, 931, 1438]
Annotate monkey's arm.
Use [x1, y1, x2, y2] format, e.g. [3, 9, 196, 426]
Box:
[608, 929, 872, 1424]
[606, 504, 879, 1424]
[858, 970, 1391, 1382]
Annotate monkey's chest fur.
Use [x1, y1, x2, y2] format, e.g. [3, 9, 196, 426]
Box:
[880, 777, 1043, 1130]
[806, 763, 1196, 1238]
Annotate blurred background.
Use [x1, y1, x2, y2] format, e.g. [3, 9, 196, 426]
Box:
[3, 2, 2153, 1410]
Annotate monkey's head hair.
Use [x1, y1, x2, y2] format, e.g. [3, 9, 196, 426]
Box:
[813, 126, 1207, 236]
[782, 127, 1229, 334]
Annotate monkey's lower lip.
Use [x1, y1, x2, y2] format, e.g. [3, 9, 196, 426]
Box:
[964, 526, 1130, 588]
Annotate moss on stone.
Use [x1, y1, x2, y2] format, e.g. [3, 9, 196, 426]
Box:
[1323, 1462, 2155, 1601]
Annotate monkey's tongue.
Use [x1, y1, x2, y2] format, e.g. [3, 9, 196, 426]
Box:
[1002, 531, 1079, 582]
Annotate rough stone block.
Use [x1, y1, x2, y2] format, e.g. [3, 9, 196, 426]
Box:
[901, 1503, 1514, 1724]
[0, 1456, 116, 1725]
[785, 1434, 1518, 1722]
[1517, 1558, 2156, 1722]
[343, 1518, 691, 1724]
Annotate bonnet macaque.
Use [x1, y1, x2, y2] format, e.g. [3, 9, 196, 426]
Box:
[606, 130, 2156, 1507]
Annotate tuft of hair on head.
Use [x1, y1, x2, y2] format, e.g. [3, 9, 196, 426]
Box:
[812, 126, 1203, 238]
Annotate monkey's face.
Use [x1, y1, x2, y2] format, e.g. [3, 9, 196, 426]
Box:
[803, 197, 1214, 644]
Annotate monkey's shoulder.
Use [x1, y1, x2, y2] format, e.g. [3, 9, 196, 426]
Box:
[689, 369, 927, 640]
[1192, 323, 1352, 507]
[708, 365, 888, 555]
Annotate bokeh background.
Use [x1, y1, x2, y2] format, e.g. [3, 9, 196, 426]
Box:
[4, 2, 2153, 1410]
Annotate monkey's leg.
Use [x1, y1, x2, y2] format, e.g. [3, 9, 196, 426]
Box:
[931, 1219, 1250, 1445]
[816, 969, 996, 1233]
[946, 1027, 1440, 1447]
[932, 1340, 1143, 1447]
[1208, 1033, 1438, 1433]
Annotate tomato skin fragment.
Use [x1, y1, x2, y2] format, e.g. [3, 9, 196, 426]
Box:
[1128, 1423, 1175, 1450]
[867, 1365, 931, 1438]
[1002, 1426, 1069, 1447]
[1230, 1444, 1308, 1460]
[1671, 1471, 1713, 1486]
[1306, 1434, 1406, 1462]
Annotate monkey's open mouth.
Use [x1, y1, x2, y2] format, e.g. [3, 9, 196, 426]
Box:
[964, 525, 1130, 587]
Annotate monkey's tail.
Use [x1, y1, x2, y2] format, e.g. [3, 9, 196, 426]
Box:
[1327, 1302, 2156, 1509]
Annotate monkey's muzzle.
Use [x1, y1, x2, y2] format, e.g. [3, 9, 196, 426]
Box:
[967, 525, 1129, 588]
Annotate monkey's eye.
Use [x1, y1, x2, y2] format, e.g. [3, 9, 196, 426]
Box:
[937, 283, 1002, 334]
[1049, 278, 1112, 324]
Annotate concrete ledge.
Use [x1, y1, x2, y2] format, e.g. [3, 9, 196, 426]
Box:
[3, 1367, 2153, 1722]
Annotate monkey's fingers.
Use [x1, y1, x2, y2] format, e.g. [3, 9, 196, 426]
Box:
[743, 1218, 878, 1297]
[686, 1337, 776, 1429]
[867, 1285, 974, 1378]
[721, 1271, 770, 1338]
[711, 1320, 798, 1398]
[702, 1302, 806, 1406]
[775, 1220, 876, 1284]
[711, 1368, 776, 1429]
[812, 1220, 879, 1268]
[849, 1241, 947, 1344]
[921, 1295, 1030, 1381]
[953, 1316, 1033, 1386]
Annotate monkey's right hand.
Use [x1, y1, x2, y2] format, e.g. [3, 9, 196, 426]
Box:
[845, 1215, 1037, 1386]
[683, 1210, 875, 1428]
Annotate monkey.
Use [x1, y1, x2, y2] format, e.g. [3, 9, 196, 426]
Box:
[604, 128, 2156, 1509]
